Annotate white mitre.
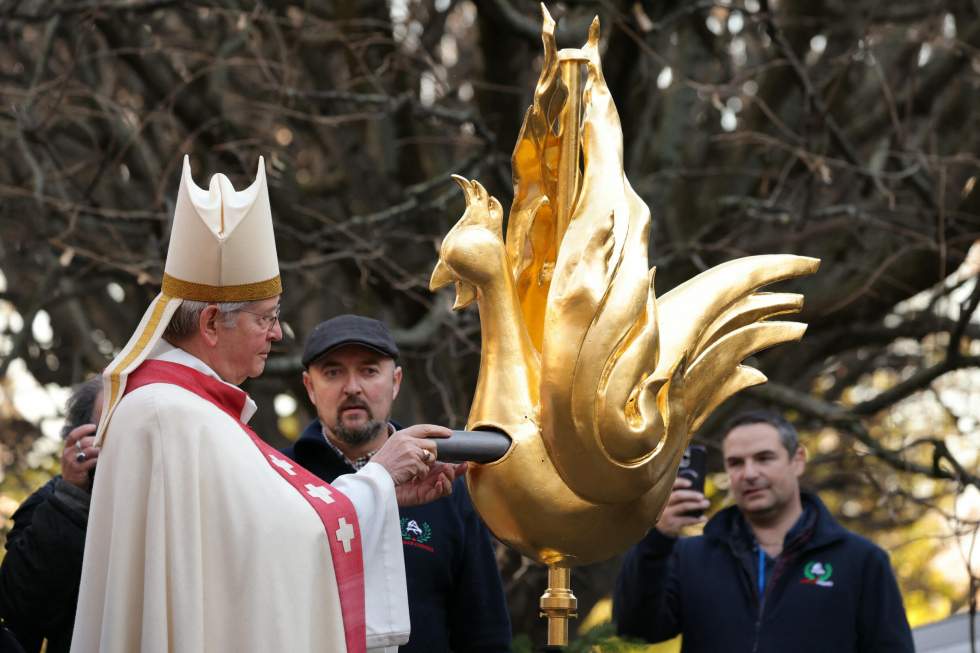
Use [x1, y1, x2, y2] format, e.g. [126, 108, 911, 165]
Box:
[96, 156, 280, 444]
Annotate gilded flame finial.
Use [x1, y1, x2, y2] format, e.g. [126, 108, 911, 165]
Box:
[430, 9, 819, 569]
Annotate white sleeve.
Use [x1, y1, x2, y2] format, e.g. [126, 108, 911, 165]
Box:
[332, 462, 410, 650]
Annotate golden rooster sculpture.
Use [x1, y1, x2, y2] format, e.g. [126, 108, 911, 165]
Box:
[430, 4, 818, 603]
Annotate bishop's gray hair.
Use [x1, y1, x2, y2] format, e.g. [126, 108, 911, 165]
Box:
[163, 300, 249, 341]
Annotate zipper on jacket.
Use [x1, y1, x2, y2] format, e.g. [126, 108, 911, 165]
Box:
[752, 597, 766, 653]
[752, 545, 766, 653]
[750, 536, 810, 653]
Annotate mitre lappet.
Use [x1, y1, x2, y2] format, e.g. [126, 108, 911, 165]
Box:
[96, 156, 281, 445]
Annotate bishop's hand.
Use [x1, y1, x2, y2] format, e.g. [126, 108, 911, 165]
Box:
[371, 423, 448, 483]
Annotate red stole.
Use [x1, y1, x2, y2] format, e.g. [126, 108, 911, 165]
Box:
[126, 360, 366, 653]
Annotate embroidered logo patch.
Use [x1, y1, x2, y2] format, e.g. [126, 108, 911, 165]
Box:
[800, 561, 834, 587]
[401, 517, 434, 552]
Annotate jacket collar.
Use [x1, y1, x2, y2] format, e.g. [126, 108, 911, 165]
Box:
[704, 492, 847, 553]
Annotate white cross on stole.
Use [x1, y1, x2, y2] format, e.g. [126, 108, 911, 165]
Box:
[305, 483, 335, 504]
[268, 453, 297, 476]
[336, 517, 356, 553]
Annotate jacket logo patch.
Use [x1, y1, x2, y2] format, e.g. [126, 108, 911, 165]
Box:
[401, 517, 434, 552]
[800, 561, 834, 587]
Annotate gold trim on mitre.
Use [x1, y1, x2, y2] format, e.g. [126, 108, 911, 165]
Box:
[161, 273, 282, 303]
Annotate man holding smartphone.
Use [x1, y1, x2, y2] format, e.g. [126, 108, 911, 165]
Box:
[613, 410, 914, 653]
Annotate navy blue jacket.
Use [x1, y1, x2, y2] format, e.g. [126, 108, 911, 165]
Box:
[614, 493, 913, 653]
[282, 420, 511, 653]
[0, 476, 90, 653]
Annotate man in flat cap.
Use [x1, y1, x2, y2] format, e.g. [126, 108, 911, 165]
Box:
[72, 158, 461, 653]
[282, 315, 512, 652]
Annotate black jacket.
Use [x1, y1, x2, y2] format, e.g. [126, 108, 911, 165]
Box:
[614, 493, 914, 653]
[0, 477, 90, 653]
[282, 420, 512, 653]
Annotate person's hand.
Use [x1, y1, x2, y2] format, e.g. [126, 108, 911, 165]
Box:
[371, 424, 452, 485]
[395, 461, 468, 507]
[62, 423, 99, 491]
[655, 476, 709, 538]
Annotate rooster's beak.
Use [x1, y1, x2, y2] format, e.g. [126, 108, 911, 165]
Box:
[453, 281, 477, 310]
[430, 259, 477, 310]
[429, 260, 454, 291]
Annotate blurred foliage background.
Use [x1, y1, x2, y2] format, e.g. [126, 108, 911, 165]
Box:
[1, 0, 978, 648]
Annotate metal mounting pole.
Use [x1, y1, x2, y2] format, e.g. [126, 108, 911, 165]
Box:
[539, 565, 577, 648]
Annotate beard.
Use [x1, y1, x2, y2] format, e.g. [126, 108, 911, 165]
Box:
[333, 400, 387, 446]
[334, 419, 386, 446]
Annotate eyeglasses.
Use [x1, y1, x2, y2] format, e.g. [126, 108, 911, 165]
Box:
[237, 305, 281, 331]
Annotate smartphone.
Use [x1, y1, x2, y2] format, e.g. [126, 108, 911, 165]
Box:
[677, 444, 707, 517]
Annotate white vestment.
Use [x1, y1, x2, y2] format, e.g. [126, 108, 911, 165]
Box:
[71, 343, 409, 652]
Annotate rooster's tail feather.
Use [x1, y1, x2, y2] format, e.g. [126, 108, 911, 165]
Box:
[685, 321, 807, 431]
